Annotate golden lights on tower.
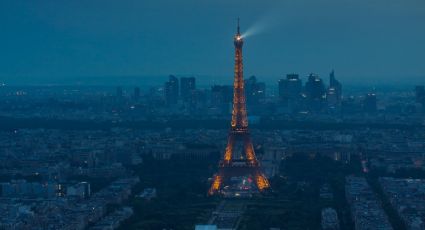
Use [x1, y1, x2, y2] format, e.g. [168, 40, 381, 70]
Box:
[209, 19, 271, 196]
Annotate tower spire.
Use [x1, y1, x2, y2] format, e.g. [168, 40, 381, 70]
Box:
[237, 17, 240, 34]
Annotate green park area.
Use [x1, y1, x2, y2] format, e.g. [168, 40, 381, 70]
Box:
[120, 153, 362, 230]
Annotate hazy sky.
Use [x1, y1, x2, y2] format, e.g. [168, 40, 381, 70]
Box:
[1, 0, 424, 85]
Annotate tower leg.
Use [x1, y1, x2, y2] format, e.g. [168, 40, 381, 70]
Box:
[243, 135, 258, 166]
[254, 172, 270, 191]
[209, 175, 222, 195]
[223, 135, 235, 165]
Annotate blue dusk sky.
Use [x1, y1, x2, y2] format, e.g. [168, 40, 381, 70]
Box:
[0, 0, 424, 86]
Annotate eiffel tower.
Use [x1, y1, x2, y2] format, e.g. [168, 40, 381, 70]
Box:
[209, 19, 270, 195]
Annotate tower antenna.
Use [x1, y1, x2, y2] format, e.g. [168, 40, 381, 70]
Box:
[237, 17, 240, 34]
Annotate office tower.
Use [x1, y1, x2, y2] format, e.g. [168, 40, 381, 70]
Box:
[363, 93, 377, 113]
[209, 20, 270, 195]
[164, 75, 179, 105]
[278, 74, 302, 103]
[180, 77, 196, 102]
[305, 73, 326, 111]
[327, 70, 342, 108]
[245, 75, 266, 105]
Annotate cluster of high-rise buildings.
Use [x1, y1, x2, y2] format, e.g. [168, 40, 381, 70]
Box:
[162, 75, 265, 107]
[161, 72, 342, 113]
[156, 71, 385, 115]
[161, 71, 342, 111]
[156, 71, 388, 116]
[164, 75, 196, 105]
[157, 74, 267, 115]
[278, 71, 342, 112]
[1, 74, 423, 122]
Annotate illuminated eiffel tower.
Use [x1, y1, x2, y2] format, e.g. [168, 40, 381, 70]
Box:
[209, 19, 270, 195]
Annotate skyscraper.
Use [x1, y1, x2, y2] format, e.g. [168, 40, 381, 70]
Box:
[363, 93, 377, 113]
[327, 70, 342, 109]
[305, 73, 326, 111]
[245, 76, 265, 105]
[164, 75, 179, 105]
[180, 77, 196, 102]
[278, 74, 302, 103]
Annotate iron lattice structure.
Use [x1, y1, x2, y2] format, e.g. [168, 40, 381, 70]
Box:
[209, 20, 270, 195]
